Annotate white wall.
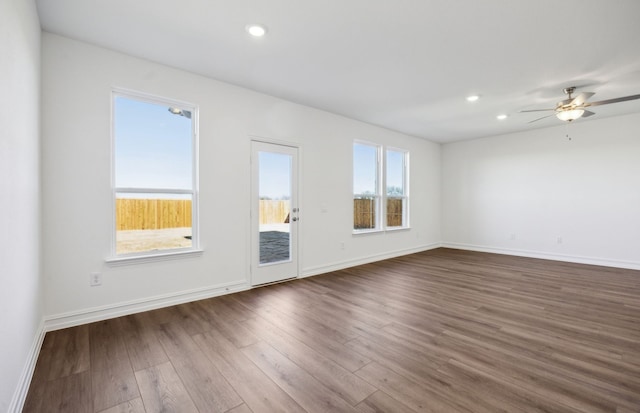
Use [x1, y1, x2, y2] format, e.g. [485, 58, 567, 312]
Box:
[41, 33, 441, 326]
[0, 0, 43, 411]
[442, 112, 640, 269]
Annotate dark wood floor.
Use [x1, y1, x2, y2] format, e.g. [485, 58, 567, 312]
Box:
[24, 248, 640, 412]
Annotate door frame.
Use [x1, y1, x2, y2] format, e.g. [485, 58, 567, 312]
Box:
[250, 138, 301, 286]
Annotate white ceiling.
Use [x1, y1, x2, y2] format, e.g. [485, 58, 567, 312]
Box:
[36, 0, 640, 143]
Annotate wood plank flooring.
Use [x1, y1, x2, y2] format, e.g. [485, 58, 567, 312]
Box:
[24, 248, 640, 412]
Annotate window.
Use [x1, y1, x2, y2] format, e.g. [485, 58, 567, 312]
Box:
[386, 148, 409, 228]
[111, 91, 198, 258]
[353, 142, 409, 232]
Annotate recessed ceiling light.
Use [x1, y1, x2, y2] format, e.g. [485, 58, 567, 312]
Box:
[246, 24, 267, 37]
[496, 114, 508, 120]
[466, 95, 480, 102]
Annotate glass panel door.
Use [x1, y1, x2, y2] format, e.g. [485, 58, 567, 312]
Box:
[251, 141, 299, 285]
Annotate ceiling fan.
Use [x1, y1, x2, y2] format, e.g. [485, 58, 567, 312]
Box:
[521, 86, 640, 123]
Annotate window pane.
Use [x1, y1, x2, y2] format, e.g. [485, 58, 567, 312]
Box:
[353, 143, 378, 195]
[258, 151, 291, 264]
[354, 142, 380, 230]
[386, 197, 404, 227]
[115, 192, 192, 255]
[386, 149, 407, 228]
[258, 152, 291, 202]
[386, 150, 404, 196]
[353, 197, 377, 229]
[114, 96, 193, 190]
[113, 93, 197, 257]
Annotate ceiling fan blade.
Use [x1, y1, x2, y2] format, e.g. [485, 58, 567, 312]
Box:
[570, 92, 595, 106]
[581, 110, 596, 118]
[519, 108, 555, 113]
[587, 94, 640, 107]
[528, 113, 556, 123]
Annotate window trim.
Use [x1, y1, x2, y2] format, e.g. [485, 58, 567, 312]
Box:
[108, 88, 200, 262]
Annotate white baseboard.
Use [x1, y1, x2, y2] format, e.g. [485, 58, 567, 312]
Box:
[44, 280, 251, 331]
[301, 242, 442, 278]
[442, 242, 640, 271]
[8, 320, 46, 413]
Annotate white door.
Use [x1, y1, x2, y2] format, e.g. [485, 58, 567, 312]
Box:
[251, 141, 299, 285]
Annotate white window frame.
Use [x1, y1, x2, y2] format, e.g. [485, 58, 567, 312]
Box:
[353, 141, 382, 233]
[107, 89, 200, 263]
[353, 141, 410, 234]
[385, 147, 410, 230]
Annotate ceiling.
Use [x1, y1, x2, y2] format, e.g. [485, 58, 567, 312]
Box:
[36, 0, 640, 143]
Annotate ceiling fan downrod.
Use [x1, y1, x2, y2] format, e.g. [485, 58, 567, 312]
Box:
[563, 87, 576, 98]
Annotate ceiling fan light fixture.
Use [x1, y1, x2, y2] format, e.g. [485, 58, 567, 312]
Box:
[521, 87, 640, 125]
[556, 109, 584, 122]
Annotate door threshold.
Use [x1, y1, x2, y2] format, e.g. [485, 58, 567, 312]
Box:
[251, 276, 298, 288]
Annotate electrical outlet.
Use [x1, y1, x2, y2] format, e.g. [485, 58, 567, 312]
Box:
[90, 272, 102, 287]
[340, 241, 345, 250]
[510, 233, 516, 240]
[557, 237, 563, 244]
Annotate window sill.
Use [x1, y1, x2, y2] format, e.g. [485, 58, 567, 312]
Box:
[105, 249, 203, 266]
[352, 229, 384, 235]
[385, 226, 411, 232]
[352, 226, 411, 235]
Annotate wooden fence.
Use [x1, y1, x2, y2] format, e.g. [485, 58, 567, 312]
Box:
[260, 199, 403, 227]
[354, 198, 403, 229]
[116, 199, 192, 230]
[386, 198, 404, 227]
[116, 199, 291, 230]
[116, 198, 403, 231]
[259, 200, 290, 225]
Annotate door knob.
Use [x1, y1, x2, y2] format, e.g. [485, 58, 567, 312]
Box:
[292, 217, 298, 222]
